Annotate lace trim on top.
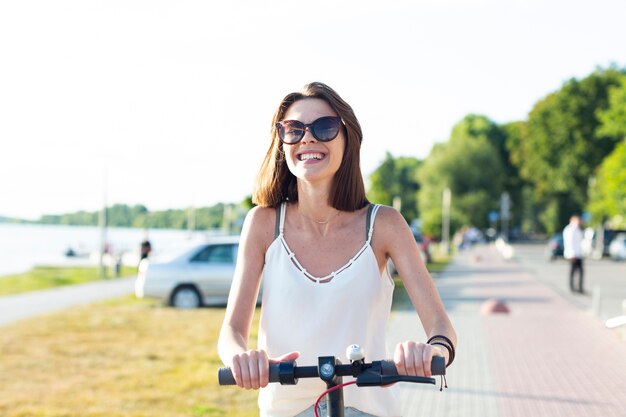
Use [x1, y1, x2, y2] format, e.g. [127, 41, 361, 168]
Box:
[277, 203, 379, 284]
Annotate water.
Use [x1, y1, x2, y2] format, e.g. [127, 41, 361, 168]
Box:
[0, 223, 217, 277]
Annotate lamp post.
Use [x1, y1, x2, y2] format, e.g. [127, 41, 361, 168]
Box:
[442, 188, 451, 255]
[99, 167, 108, 279]
[500, 192, 511, 241]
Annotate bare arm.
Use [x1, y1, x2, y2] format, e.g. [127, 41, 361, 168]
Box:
[374, 206, 457, 375]
[217, 207, 272, 387]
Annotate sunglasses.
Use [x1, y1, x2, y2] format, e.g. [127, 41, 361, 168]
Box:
[276, 116, 343, 144]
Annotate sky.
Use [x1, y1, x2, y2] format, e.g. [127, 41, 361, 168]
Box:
[1, 0, 625, 220]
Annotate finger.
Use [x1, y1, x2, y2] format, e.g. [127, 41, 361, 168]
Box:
[239, 352, 252, 389]
[405, 341, 421, 376]
[231, 356, 244, 388]
[259, 350, 270, 388]
[422, 345, 432, 377]
[394, 343, 407, 375]
[248, 350, 260, 390]
[270, 351, 300, 363]
[410, 342, 424, 376]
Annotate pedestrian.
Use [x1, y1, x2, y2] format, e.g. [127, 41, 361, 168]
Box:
[218, 82, 456, 417]
[563, 215, 584, 293]
[140, 240, 152, 261]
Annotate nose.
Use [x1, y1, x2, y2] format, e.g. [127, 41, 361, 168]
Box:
[300, 127, 317, 144]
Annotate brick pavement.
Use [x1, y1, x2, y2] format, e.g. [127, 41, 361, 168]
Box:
[386, 244, 626, 417]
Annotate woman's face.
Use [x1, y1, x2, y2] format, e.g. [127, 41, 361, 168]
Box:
[281, 98, 345, 185]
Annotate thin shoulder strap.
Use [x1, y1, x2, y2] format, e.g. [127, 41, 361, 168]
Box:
[274, 202, 287, 239]
[365, 204, 379, 243]
[274, 204, 281, 239]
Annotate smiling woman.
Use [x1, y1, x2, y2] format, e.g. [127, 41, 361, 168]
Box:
[218, 82, 456, 417]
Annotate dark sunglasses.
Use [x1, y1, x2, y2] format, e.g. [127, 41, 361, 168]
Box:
[276, 116, 343, 144]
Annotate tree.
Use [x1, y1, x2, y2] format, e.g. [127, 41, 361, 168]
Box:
[368, 152, 422, 223]
[588, 140, 626, 228]
[511, 67, 625, 233]
[587, 75, 626, 228]
[597, 74, 626, 139]
[418, 115, 506, 238]
[505, 121, 541, 235]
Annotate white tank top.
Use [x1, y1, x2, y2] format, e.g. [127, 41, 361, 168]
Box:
[258, 203, 400, 417]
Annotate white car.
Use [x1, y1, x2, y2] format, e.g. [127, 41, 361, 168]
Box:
[135, 236, 242, 308]
[609, 233, 626, 261]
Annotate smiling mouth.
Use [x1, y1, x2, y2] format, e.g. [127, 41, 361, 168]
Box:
[298, 153, 326, 161]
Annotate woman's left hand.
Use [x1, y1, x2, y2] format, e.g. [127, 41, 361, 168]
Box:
[393, 340, 447, 378]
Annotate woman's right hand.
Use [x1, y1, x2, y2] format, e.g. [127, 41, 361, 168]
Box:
[230, 350, 300, 389]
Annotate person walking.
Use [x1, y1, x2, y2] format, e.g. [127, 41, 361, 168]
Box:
[563, 215, 584, 293]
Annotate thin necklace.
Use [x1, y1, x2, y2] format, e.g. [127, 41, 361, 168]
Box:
[299, 209, 340, 225]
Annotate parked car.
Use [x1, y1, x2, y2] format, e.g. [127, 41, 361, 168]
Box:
[608, 233, 626, 261]
[546, 234, 564, 260]
[581, 227, 626, 259]
[135, 236, 243, 308]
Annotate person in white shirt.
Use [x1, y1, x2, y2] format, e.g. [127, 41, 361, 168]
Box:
[563, 215, 584, 293]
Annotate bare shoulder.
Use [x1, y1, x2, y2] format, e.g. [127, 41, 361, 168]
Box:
[373, 205, 412, 234]
[245, 205, 275, 224]
[373, 205, 408, 227]
[241, 206, 278, 250]
[371, 205, 415, 248]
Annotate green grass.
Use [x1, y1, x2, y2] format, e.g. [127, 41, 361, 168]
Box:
[0, 265, 138, 296]
[424, 259, 450, 274]
[0, 296, 260, 417]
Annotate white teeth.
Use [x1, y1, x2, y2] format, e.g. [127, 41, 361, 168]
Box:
[300, 153, 324, 161]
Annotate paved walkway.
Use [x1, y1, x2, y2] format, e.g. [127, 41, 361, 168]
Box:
[387, 244, 626, 417]
[0, 276, 135, 326]
[511, 243, 626, 322]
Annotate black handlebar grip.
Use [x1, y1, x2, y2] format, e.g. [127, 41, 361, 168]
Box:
[218, 367, 236, 385]
[218, 364, 284, 386]
[380, 357, 446, 376]
[380, 359, 398, 375]
[269, 363, 281, 383]
[431, 356, 446, 376]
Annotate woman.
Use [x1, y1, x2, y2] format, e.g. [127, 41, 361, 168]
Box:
[218, 82, 456, 417]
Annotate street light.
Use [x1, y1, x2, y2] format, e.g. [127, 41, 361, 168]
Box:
[442, 188, 451, 255]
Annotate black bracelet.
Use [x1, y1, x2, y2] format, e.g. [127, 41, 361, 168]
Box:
[430, 342, 454, 367]
[427, 335, 455, 367]
[427, 335, 454, 348]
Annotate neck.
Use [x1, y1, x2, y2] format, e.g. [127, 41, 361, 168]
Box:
[294, 179, 340, 232]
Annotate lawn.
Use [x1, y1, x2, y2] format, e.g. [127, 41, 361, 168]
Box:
[0, 297, 260, 417]
[0, 265, 138, 296]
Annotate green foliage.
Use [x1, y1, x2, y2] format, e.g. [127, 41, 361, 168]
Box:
[107, 204, 149, 227]
[519, 185, 542, 235]
[241, 195, 255, 210]
[418, 116, 506, 238]
[588, 141, 626, 228]
[367, 152, 422, 222]
[370, 68, 626, 237]
[511, 67, 625, 232]
[40, 210, 98, 226]
[32, 203, 244, 231]
[597, 74, 626, 139]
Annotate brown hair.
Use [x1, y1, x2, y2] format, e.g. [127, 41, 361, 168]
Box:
[252, 82, 369, 211]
